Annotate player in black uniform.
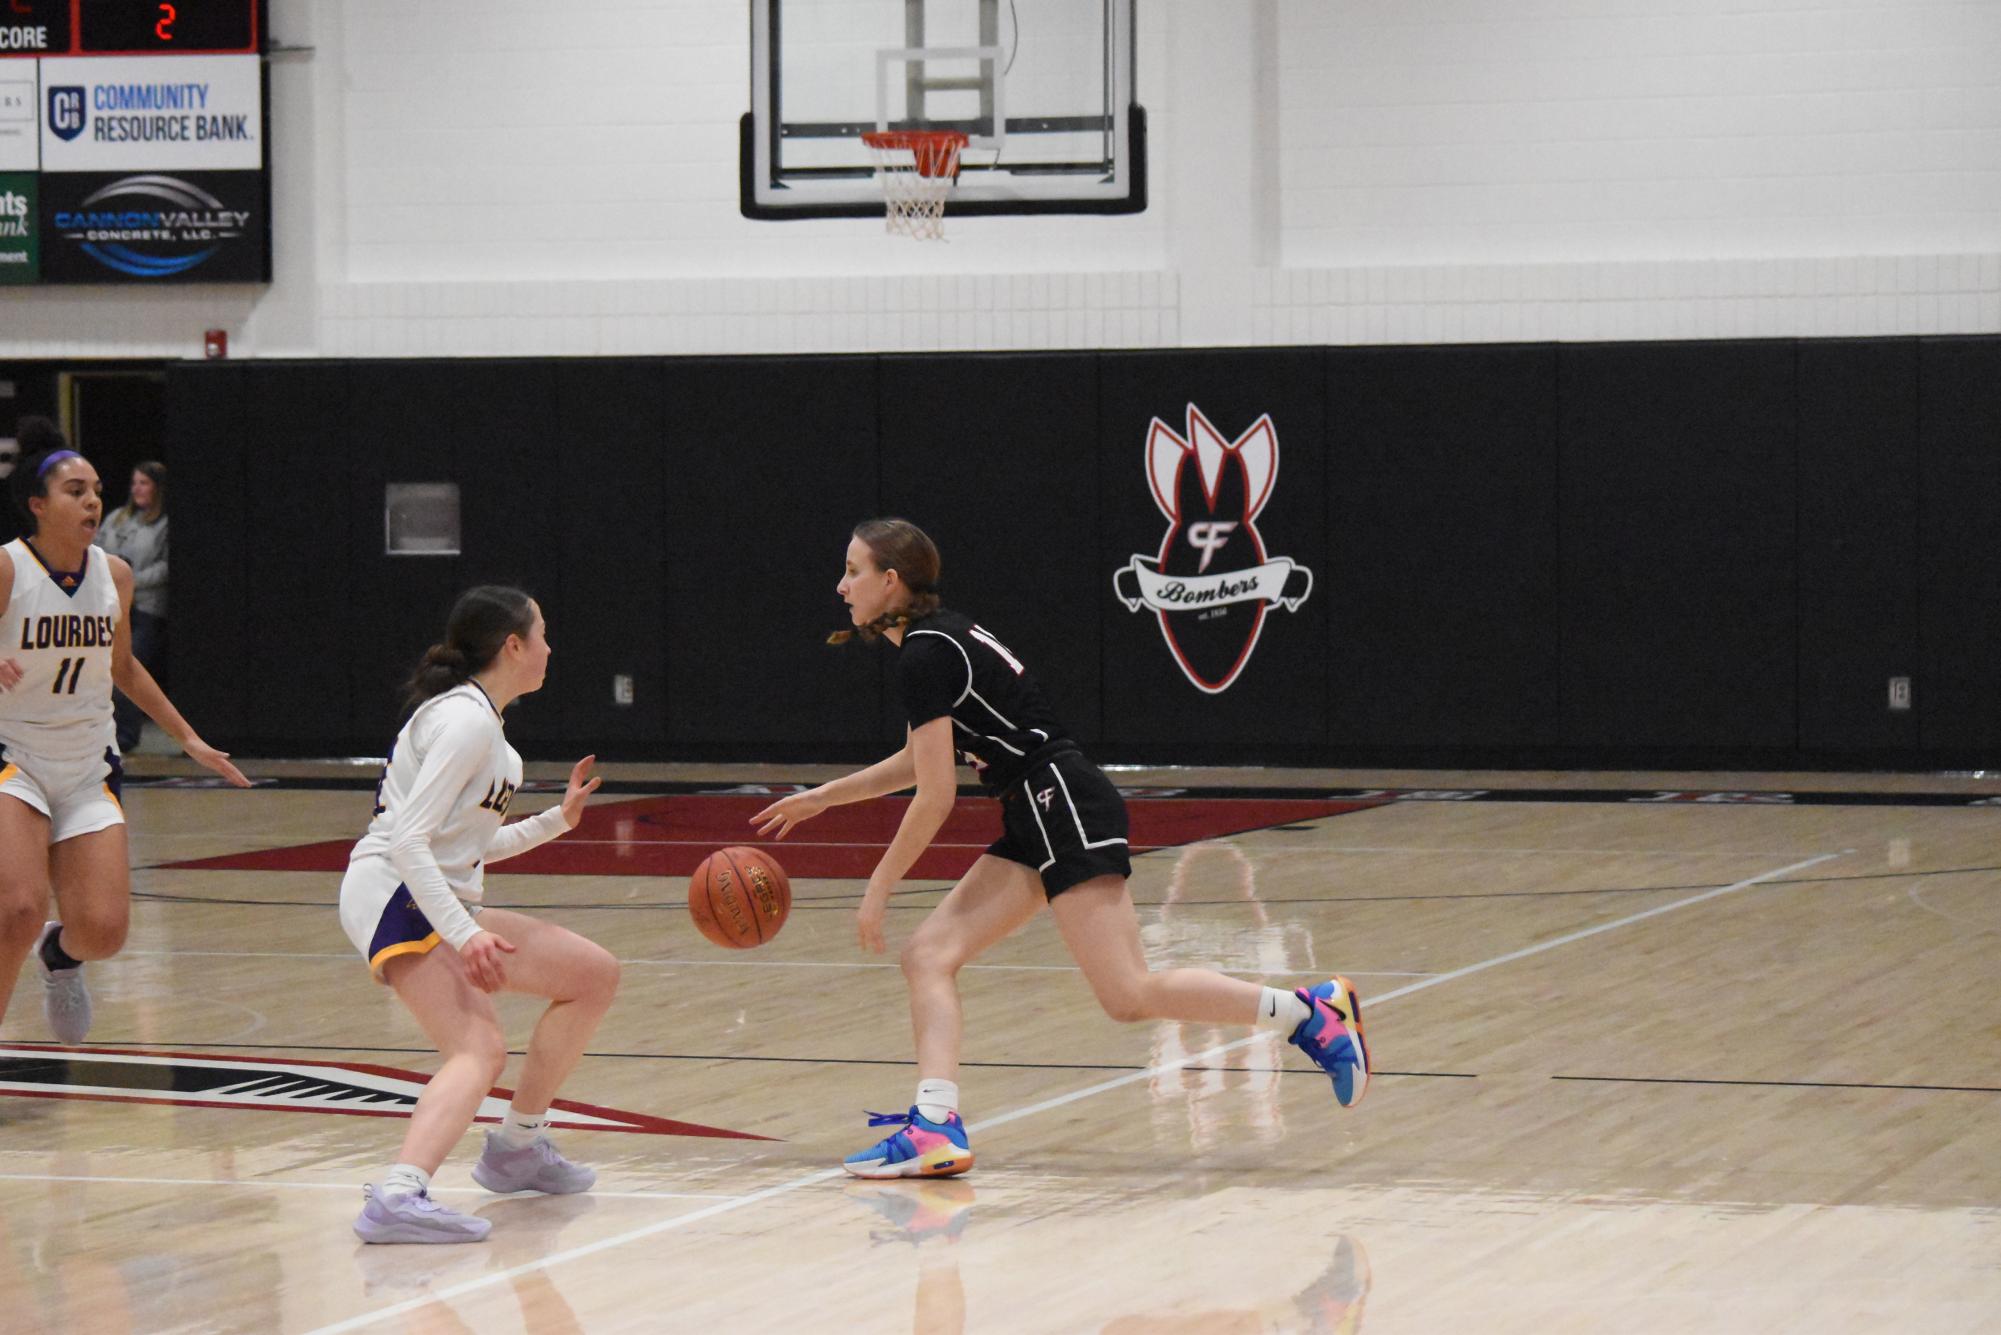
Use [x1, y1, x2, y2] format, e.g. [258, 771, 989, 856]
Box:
[754, 519, 1369, 1178]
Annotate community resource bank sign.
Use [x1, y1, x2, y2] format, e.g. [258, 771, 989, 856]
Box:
[40, 55, 261, 171]
[1113, 405, 1315, 694]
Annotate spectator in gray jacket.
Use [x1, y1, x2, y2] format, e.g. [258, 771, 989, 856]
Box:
[94, 462, 168, 753]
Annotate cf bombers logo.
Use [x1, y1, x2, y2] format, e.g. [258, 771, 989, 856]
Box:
[1113, 405, 1313, 694]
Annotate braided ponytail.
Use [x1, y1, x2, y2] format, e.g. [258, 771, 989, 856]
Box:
[401, 586, 535, 709]
[827, 518, 941, 645]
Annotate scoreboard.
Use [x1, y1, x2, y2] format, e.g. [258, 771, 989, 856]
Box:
[1, 0, 268, 284]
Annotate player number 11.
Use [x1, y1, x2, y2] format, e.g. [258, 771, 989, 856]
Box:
[50, 658, 86, 695]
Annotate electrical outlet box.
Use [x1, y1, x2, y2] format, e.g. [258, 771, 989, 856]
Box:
[1888, 676, 1911, 712]
[613, 674, 634, 706]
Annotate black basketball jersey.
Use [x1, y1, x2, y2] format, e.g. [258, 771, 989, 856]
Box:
[896, 609, 1068, 792]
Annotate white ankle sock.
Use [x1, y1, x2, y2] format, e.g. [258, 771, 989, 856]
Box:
[497, 1108, 549, 1148]
[1256, 986, 1312, 1033]
[381, 1163, 431, 1199]
[914, 1078, 959, 1123]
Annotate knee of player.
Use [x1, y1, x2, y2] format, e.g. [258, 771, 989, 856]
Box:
[582, 945, 620, 1005]
[63, 911, 127, 958]
[466, 1028, 509, 1081]
[1095, 985, 1152, 1025]
[0, 895, 42, 946]
[898, 934, 958, 981]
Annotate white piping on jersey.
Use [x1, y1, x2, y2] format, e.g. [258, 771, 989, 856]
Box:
[905, 630, 975, 706]
[1024, 786, 1059, 871]
[1051, 763, 1129, 850]
[909, 626, 1040, 759]
[953, 717, 1025, 757]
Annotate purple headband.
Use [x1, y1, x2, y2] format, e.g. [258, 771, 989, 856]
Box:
[36, 450, 81, 478]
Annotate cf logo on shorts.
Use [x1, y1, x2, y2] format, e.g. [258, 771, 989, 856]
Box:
[1186, 521, 1238, 573]
[1035, 786, 1055, 812]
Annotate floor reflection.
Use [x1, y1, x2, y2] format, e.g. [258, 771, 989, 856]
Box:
[847, 1179, 1371, 1335]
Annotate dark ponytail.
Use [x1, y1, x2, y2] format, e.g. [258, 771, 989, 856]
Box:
[403, 585, 536, 709]
[828, 518, 942, 645]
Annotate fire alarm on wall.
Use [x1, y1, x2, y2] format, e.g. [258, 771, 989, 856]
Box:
[204, 330, 229, 359]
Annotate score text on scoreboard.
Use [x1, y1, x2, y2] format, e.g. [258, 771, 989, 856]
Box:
[0, 1, 261, 58]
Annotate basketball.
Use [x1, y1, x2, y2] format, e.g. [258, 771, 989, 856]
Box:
[688, 846, 792, 949]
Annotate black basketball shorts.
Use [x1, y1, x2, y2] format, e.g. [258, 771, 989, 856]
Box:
[989, 746, 1132, 897]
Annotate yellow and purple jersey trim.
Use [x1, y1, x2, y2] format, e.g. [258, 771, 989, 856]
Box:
[366, 884, 442, 980]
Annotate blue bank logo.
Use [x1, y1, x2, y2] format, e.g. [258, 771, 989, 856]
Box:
[48, 87, 85, 141]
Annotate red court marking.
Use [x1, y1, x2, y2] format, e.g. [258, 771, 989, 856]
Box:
[0, 1044, 767, 1138]
[158, 794, 1382, 880]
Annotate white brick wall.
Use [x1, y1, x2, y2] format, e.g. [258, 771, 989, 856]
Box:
[3, 0, 1995, 359]
[1281, 0, 2001, 267]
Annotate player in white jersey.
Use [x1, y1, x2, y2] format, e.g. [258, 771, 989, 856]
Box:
[342, 585, 618, 1245]
[0, 422, 248, 1046]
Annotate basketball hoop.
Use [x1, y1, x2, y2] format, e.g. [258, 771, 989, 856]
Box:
[861, 129, 968, 241]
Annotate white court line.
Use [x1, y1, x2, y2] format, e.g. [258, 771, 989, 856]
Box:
[0, 1172, 734, 1201]
[308, 848, 1844, 1335]
[115, 949, 1431, 977]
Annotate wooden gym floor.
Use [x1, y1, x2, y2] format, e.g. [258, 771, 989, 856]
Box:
[3, 760, 1999, 1333]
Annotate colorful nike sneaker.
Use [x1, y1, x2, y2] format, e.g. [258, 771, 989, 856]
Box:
[843, 1107, 974, 1179]
[1289, 975, 1370, 1107]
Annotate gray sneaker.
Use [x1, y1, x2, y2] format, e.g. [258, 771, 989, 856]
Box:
[471, 1130, 597, 1195]
[37, 922, 92, 1045]
[352, 1185, 492, 1244]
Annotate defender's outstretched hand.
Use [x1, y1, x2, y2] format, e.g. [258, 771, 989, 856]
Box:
[560, 755, 602, 828]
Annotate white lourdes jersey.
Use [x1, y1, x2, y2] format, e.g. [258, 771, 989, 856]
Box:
[0, 540, 120, 763]
[343, 682, 568, 950]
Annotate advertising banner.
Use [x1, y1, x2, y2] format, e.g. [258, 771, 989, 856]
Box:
[39, 168, 266, 282]
[39, 55, 261, 171]
[0, 171, 35, 282]
[0, 69, 35, 170]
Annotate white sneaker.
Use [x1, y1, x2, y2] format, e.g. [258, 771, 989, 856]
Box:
[37, 922, 92, 1045]
[352, 1185, 492, 1244]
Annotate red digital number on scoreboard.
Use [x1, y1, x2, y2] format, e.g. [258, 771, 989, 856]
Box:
[73, 0, 261, 55]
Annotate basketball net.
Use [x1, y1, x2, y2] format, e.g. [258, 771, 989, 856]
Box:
[862, 130, 968, 241]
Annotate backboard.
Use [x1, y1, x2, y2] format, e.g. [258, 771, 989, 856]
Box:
[742, 0, 1144, 220]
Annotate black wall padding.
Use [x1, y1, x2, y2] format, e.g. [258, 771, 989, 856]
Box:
[247, 363, 353, 748]
[1796, 340, 1921, 753]
[879, 354, 1104, 746]
[660, 357, 883, 748]
[554, 361, 669, 746]
[163, 336, 2001, 767]
[344, 361, 561, 750]
[1327, 345, 1560, 748]
[1918, 338, 2001, 752]
[1558, 341, 1798, 750]
[1098, 349, 1329, 751]
[162, 363, 249, 741]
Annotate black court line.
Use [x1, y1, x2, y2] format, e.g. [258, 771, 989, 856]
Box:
[1555, 1074, 2001, 1095]
[120, 775, 2001, 808]
[0, 1039, 1469, 1081]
